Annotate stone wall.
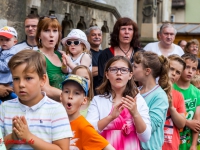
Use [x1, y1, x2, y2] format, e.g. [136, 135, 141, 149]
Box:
[0, 0, 120, 49]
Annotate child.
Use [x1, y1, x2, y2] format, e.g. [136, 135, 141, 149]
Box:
[162, 54, 186, 150]
[60, 74, 114, 150]
[132, 51, 170, 149]
[71, 65, 94, 117]
[173, 53, 200, 150]
[86, 56, 151, 150]
[191, 74, 200, 89]
[0, 130, 6, 150]
[0, 50, 73, 150]
[0, 26, 18, 101]
[61, 29, 92, 73]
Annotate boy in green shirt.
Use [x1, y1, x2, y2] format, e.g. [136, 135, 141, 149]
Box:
[173, 53, 200, 150]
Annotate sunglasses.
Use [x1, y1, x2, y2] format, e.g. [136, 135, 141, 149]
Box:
[66, 40, 81, 46]
[39, 15, 57, 21]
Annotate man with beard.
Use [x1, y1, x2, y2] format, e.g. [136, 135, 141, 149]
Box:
[86, 26, 102, 95]
[144, 23, 184, 57]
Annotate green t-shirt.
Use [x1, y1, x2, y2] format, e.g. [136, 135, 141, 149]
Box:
[39, 50, 67, 89]
[173, 83, 200, 150]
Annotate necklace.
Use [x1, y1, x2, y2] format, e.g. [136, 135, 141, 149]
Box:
[119, 46, 131, 57]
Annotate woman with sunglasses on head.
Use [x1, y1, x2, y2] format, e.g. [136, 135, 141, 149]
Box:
[61, 29, 92, 73]
[35, 16, 65, 101]
[98, 17, 141, 84]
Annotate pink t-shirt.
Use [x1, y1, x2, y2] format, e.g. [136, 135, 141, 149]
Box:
[162, 89, 186, 150]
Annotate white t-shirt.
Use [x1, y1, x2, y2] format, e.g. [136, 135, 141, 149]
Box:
[144, 42, 184, 56]
[13, 40, 38, 53]
[86, 93, 151, 142]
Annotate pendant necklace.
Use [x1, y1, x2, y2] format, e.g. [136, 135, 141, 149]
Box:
[119, 46, 131, 57]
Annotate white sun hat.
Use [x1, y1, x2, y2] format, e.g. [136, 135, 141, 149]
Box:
[61, 29, 90, 50]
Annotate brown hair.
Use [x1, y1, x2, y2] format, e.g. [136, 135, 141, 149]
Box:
[110, 17, 140, 48]
[8, 49, 46, 78]
[65, 44, 91, 56]
[191, 75, 200, 86]
[71, 65, 94, 101]
[168, 54, 186, 70]
[181, 53, 198, 63]
[35, 18, 61, 50]
[96, 56, 138, 98]
[134, 51, 172, 102]
[25, 13, 40, 22]
[184, 39, 199, 54]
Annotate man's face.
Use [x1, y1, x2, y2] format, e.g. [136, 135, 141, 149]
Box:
[179, 40, 187, 50]
[159, 27, 175, 46]
[87, 29, 102, 48]
[24, 18, 39, 38]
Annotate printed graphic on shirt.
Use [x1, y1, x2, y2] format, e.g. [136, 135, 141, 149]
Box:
[164, 115, 174, 143]
[70, 131, 79, 150]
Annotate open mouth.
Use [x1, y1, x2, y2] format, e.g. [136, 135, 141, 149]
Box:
[116, 78, 122, 81]
[67, 103, 72, 108]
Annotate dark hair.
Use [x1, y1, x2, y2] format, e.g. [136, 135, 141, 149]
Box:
[168, 54, 186, 70]
[134, 51, 172, 102]
[110, 17, 140, 48]
[181, 53, 198, 63]
[35, 18, 61, 50]
[8, 49, 46, 79]
[96, 56, 138, 98]
[25, 13, 40, 22]
[72, 65, 94, 101]
[178, 40, 185, 46]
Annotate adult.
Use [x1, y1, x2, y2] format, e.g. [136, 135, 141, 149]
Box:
[178, 40, 187, 50]
[86, 26, 102, 95]
[14, 13, 39, 52]
[144, 23, 184, 57]
[35, 16, 65, 101]
[184, 39, 199, 55]
[98, 17, 141, 84]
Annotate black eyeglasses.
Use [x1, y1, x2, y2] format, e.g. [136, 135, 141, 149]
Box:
[108, 67, 130, 74]
[66, 40, 81, 46]
[39, 15, 57, 21]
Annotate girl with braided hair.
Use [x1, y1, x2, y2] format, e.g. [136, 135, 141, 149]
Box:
[132, 50, 171, 150]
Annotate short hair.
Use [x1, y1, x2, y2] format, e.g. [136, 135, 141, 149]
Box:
[25, 13, 40, 22]
[159, 23, 177, 35]
[8, 49, 46, 78]
[184, 39, 199, 53]
[35, 17, 62, 50]
[181, 53, 198, 63]
[178, 40, 186, 46]
[110, 17, 140, 48]
[191, 75, 200, 85]
[168, 54, 186, 70]
[85, 26, 102, 36]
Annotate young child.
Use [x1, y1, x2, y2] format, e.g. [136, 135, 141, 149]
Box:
[191, 74, 200, 89]
[0, 50, 73, 150]
[61, 29, 92, 73]
[0, 26, 18, 101]
[173, 53, 200, 150]
[60, 74, 114, 150]
[0, 130, 6, 150]
[86, 56, 151, 150]
[71, 65, 94, 117]
[162, 54, 186, 150]
[132, 51, 170, 149]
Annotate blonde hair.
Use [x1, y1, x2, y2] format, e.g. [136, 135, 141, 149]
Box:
[191, 75, 200, 86]
[65, 43, 91, 56]
[184, 39, 199, 54]
[71, 65, 94, 101]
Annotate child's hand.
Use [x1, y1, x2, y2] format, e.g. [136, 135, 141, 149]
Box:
[190, 145, 197, 150]
[109, 102, 124, 120]
[13, 116, 32, 140]
[12, 117, 19, 140]
[122, 95, 139, 117]
[62, 54, 72, 66]
[186, 119, 200, 132]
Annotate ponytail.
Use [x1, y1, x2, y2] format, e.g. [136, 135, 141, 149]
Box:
[158, 55, 172, 102]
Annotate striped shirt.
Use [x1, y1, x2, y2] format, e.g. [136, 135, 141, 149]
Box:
[0, 92, 73, 150]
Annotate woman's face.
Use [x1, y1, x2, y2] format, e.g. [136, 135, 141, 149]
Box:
[106, 60, 132, 90]
[39, 26, 59, 50]
[118, 25, 134, 45]
[75, 68, 91, 89]
[188, 43, 199, 55]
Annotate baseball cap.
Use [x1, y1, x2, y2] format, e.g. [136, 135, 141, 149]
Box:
[61, 29, 90, 50]
[0, 26, 18, 39]
[62, 74, 88, 96]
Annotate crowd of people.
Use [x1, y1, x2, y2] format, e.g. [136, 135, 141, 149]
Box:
[0, 13, 200, 150]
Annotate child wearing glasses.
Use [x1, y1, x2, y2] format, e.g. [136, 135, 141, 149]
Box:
[61, 29, 92, 73]
[132, 51, 170, 150]
[86, 56, 151, 150]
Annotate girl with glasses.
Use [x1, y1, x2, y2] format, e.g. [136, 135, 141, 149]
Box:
[132, 51, 171, 149]
[61, 29, 92, 73]
[86, 56, 151, 150]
